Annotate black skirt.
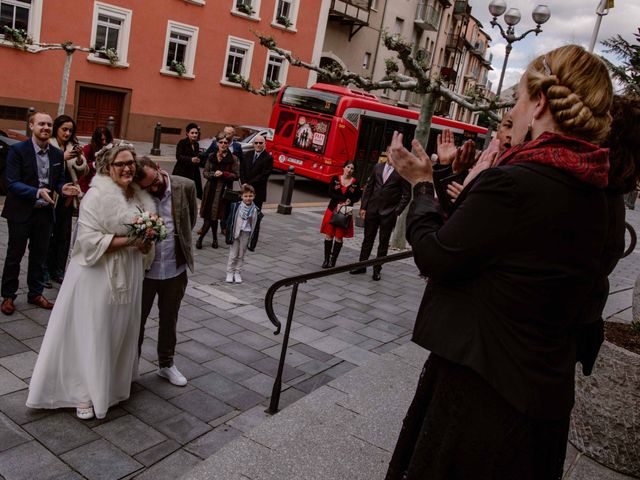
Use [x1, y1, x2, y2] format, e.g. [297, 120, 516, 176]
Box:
[385, 354, 570, 480]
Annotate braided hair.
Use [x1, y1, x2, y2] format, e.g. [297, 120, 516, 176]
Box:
[525, 45, 613, 145]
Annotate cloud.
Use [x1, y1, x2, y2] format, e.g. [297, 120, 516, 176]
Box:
[472, 0, 639, 92]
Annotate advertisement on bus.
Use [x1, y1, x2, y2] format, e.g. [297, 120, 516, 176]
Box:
[293, 117, 330, 154]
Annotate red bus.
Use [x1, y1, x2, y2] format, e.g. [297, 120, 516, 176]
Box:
[267, 83, 488, 184]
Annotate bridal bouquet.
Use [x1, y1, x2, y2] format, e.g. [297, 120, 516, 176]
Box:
[126, 208, 168, 242]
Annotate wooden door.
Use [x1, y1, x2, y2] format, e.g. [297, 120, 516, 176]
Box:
[76, 87, 125, 137]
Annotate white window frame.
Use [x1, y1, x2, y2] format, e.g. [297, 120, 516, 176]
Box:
[0, 0, 43, 46]
[160, 21, 199, 79]
[221, 35, 254, 87]
[231, 0, 261, 21]
[272, 0, 299, 31]
[86, 2, 132, 68]
[183, 0, 205, 5]
[263, 50, 288, 87]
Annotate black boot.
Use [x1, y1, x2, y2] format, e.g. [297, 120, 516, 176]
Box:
[195, 236, 203, 250]
[372, 266, 381, 281]
[322, 240, 333, 268]
[211, 221, 219, 249]
[329, 241, 342, 267]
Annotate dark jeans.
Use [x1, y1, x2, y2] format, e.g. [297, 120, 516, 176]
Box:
[139, 271, 188, 368]
[47, 200, 73, 278]
[360, 210, 398, 272]
[1, 209, 53, 300]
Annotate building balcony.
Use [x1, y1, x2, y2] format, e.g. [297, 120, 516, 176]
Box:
[453, 0, 471, 19]
[329, 0, 371, 25]
[440, 66, 457, 84]
[445, 33, 465, 52]
[434, 97, 453, 117]
[464, 67, 480, 81]
[414, 2, 441, 32]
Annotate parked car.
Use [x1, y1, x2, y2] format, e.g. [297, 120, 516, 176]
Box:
[199, 125, 273, 157]
[0, 128, 29, 195]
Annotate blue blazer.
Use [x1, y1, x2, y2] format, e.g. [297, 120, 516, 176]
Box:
[1, 139, 65, 223]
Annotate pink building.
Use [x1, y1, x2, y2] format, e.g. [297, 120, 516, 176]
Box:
[0, 0, 321, 141]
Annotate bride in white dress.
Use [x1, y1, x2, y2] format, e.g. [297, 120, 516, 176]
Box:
[26, 144, 156, 420]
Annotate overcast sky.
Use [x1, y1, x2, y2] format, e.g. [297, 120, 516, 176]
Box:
[471, 0, 639, 94]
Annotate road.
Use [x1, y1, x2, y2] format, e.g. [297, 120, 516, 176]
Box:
[155, 159, 330, 206]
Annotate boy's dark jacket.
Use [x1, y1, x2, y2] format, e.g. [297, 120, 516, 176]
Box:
[225, 201, 263, 251]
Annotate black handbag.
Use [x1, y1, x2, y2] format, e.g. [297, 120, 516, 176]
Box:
[222, 188, 241, 203]
[329, 205, 352, 229]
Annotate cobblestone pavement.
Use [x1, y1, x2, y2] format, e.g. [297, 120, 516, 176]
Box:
[0, 202, 422, 480]
[0, 198, 638, 480]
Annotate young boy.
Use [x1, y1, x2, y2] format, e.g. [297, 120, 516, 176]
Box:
[225, 184, 263, 283]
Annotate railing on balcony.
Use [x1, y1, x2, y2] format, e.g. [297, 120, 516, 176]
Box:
[434, 97, 453, 117]
[440, 66, 457, 84]
[465, 66, 480, 80]
[329, 0, 372, 25]
[414, 2, 440, 32]
[453, 0, 471, 18]
[445, 33, 465, 52]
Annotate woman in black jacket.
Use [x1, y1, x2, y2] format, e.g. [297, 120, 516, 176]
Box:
[173, 123, 202, 199]
[319, 161, 361, 268]
[385, 45, 615, 480]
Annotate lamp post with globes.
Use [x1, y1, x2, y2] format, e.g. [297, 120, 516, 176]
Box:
[488, 1, 551, 99]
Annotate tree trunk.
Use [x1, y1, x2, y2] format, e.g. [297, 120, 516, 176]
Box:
[391, 91, 436, 250]
[57, 51, 73, 116]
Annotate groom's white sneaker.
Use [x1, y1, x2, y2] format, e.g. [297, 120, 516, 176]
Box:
[157, 365, 187, 386]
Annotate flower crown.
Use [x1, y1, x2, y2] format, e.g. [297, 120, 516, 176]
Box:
[95, 140, 136, 171]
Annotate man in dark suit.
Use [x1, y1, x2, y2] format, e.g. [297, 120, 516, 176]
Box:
[351, 157, 411, 281]
[239, 135, 273, 209]
[136, 157, 197, 386]
[1, 112, 81, 315]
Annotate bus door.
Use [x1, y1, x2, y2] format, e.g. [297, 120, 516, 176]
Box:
[354, 118, 386, 185]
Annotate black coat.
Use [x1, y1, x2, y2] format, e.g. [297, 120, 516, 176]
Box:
[240, 150, 273, 206]
[361, 163, 411, 217]
[326, 176, 362, 211]
[173, 138, 202, 199]
[407, 163, 609, 421]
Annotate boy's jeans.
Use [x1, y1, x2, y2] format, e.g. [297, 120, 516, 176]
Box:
[227, 231, 250, 274]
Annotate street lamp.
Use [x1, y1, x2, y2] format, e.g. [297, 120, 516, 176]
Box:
[488, 1, 551, 98]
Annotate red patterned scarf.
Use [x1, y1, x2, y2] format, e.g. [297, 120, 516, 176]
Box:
[497, 132, 610, 188]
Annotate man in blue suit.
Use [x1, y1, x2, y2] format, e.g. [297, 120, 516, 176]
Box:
[1, 112, 80, 315]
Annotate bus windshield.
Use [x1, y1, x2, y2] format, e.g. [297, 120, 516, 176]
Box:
[280, 87, 340, 115]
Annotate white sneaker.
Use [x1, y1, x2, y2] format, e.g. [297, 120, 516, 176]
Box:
[225, 273, 234, 283]
[234, 273, 242, 284]
[157, 365, 187, 386]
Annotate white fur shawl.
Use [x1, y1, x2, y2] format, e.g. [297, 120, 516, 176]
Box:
[72, 174, 157, 304]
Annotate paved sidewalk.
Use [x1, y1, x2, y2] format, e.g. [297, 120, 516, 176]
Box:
[0, 203, 421, 480]
[182, 343, 637, 480]
[0, 198, 638, 480]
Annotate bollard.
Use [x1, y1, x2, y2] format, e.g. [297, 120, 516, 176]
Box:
[277, 166, 295, 214]
[150, 122, 162, 155]
[106, 116, 116, 135]
[25, 107, 35, 137]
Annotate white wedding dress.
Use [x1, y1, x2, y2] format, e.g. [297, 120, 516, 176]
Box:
[26, 174, 155, 419]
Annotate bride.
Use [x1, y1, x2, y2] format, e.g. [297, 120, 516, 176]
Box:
[26, 143, 156, 420]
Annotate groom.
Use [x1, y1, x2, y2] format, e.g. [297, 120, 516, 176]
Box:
[135, 157, 197, 386]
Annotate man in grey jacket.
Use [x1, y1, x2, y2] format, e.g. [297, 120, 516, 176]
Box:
[136, 157, 197, 386]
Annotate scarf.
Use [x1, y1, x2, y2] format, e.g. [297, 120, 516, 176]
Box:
[497, 132, 609, 188]
[239, 202, 255, 222]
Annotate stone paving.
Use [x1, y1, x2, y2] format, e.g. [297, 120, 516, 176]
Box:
[0, 196, 638, 480]
[0, 201, 422, 480]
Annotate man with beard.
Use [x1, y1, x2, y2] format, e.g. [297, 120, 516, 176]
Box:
[135, 157, 197, 386]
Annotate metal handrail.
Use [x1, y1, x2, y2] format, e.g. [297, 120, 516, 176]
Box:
[264, 221, 637, 414]
[264, 251, 413, 414]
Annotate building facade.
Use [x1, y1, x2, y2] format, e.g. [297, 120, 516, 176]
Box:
[0, 0, 322, 141]
[317, 0, 493, 126]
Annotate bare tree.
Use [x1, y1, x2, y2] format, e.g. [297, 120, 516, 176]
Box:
[3, 26, 119, 116]
[236, 31, 513, 249]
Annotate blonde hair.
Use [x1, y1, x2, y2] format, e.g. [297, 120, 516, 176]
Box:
[96, 143, 138, 175]
[525, 44, 612, 144]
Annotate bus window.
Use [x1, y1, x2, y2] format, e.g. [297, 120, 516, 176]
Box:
[281, 87, 340, 115]
[276, 111, 296, 137]
[293, 116, 331, 154]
